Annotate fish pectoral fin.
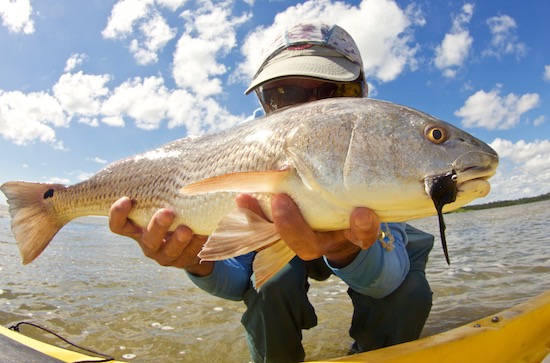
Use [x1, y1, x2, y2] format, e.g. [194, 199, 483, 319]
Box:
[180, 169, 289, 196]
[253, 240, 296, 290]
[198, 208, 281, 261]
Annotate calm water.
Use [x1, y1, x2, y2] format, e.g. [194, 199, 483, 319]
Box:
[1, 201, 550, 362]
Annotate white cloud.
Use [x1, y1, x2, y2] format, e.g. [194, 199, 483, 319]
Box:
[176, 96, 243, 135]
[102, 0, 182, 65]
[164, 89, 204, 133]
[88, 157, 108, 164]
[53, 71, 111, 118]
[102, 0, 150, 39]
[483, 15, 526, 59]
[173, 2, 250, 96]
[486, 138, 550, 202]
[0, 90, 67, 148]
[544, 65, 550, 82]
[64, 53, 88, 72]
[492, 138, 550, 166]
[44, 176, 71, 185]
[78, 117, 100, 127]
[455, 86, 540, 130]
[101, 115, 125, 127]
[434, 3, 474, 78]
[155, 0, 187, 11]
[76, 172, 95, 181]
[534, 116, 545, 127]
[129, 11, 177, 65]
[163, 89, 242, 135]
[236, 0, 424, 85]
[0, 0, 34, 34]
[101, 76, 169, 130]
[98, 75, 243, 134]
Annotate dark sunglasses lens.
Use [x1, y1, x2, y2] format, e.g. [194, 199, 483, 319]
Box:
[281, 86, 309, 105]
[317, 84, 338, 99]
[335, 82, 363, 97]
[263, 86, 308, 110]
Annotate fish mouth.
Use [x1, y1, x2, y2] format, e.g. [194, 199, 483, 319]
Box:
[453, 151, 499, 185]
[454, 153, 498, 200]
[455, 165, 496, 185]
[423, 164, 496, 202]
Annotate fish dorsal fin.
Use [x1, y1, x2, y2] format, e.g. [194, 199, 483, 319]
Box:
[198, 208, 280, 261]
[253, 240, 296, 290]
[180, 170, 289, 196]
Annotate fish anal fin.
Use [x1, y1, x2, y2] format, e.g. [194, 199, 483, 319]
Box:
[198, 208, 280, 261]
[253, 240, 296, 290]
[180, 169, 289, 196]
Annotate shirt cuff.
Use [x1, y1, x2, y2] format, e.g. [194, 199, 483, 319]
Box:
[324, 223, 410, 299]
[186, 253, 254, 301]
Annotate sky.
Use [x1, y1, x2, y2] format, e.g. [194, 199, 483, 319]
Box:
[0, 0, 549, 206]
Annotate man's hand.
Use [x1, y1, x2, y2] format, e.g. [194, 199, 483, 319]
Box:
[108, 197, 212, 276]
[236, 194, 380, 268]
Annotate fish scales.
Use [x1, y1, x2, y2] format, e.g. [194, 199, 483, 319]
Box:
[63, 133, 281, 230]
[1, 98, 498, 287]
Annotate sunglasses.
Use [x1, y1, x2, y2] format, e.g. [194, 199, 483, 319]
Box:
[258, 81, 364, 111]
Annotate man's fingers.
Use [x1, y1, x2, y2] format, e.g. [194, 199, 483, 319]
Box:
[140, 208, 175, 256]
[271, 194, 321, 260]
[235, 193, 267, 219]
[346, 208, 380, 249]
[109, 197, 142, 239]
[160, 225, 194, 260]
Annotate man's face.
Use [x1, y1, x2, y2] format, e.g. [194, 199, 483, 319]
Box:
[256, 77, 364, 113]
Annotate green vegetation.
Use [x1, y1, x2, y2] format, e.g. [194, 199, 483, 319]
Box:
[454, 192, 550, 212]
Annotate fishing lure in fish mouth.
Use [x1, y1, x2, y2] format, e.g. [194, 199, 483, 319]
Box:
[427, 170, 458, 265]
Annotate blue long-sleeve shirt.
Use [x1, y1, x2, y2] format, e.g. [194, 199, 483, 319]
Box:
[187, 222, 409, 300]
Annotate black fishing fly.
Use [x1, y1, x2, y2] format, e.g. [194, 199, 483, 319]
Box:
[428, 170, 458, 265]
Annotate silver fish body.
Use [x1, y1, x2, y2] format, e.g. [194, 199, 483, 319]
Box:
[1, 98, 498, 287]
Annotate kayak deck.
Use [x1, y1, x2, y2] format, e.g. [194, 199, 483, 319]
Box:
[0, 324, 124, 363]
[319, 289, 550, 363]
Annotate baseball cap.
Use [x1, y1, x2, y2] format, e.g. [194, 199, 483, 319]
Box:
[245, 21, 365, 95]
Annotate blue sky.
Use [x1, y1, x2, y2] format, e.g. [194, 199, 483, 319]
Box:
[0, 0, 549, 206]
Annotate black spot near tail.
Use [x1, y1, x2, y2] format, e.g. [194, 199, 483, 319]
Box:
[43, 189, 55, 199]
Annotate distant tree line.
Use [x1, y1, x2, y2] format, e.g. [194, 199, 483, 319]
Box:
[455, 192, 550, 212]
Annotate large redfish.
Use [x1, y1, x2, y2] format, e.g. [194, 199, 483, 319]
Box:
[1, 98, 498, 288]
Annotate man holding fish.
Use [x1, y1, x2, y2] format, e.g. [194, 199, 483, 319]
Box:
[109, 21, 434, 362]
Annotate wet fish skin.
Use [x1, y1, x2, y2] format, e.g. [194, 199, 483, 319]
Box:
[0, 98, 498, 287]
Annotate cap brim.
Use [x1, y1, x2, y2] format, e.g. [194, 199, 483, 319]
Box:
[245, 56, 361, 94]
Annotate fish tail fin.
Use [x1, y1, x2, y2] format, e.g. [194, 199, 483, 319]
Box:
[1, 181, 68, 264]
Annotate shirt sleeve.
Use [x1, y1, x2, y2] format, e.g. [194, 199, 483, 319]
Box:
[186, 252, 254, 301]
[324, 222, 410, 299]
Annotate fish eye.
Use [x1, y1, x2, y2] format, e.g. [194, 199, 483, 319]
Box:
[425, 125, 448, 144]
